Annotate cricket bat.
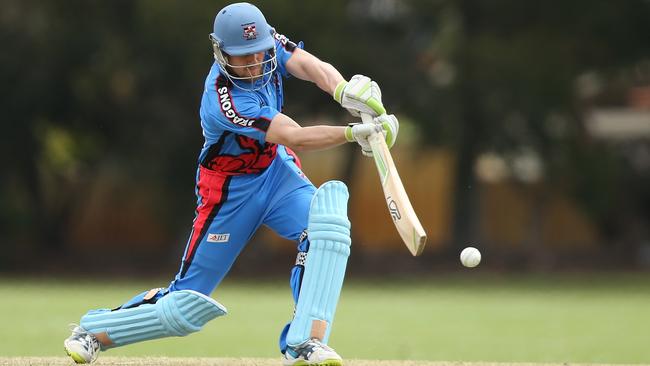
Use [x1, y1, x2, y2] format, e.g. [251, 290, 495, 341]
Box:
[361, 113, 427, 256]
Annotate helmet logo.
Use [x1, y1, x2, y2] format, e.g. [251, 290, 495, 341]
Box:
[242, 23, 258, 40]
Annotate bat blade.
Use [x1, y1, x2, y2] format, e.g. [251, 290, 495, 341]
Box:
[362, 113, 427, 256]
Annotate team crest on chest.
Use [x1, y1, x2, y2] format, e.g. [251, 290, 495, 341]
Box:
[242, 23, 257, 40]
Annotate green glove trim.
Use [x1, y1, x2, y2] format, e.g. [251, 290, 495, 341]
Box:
[367, 98, 386, 116]
[356, 82, 372, 98]
[333, 80, 347, 103]
[382, 121, 395, 148]
[344, 125, 355, 142]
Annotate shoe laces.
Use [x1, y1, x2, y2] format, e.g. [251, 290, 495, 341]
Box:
[307, 338, 333, 352]
[68, 324, 100, 362]
[289, 338, 333, 359]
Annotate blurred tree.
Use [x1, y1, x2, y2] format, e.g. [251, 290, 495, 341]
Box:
[1, 0, 649, 271]
[417, 0, 650, 252]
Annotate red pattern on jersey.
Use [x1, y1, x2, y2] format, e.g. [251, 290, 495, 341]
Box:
[284, 146, 302, 169]
[204, 135, 278, 175]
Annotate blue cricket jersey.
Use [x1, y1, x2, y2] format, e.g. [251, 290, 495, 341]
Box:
[198, 31, 303, 175]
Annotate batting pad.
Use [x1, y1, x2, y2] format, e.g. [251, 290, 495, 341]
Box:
[80, 290, 227, 349]
[286, 180, 351, 346]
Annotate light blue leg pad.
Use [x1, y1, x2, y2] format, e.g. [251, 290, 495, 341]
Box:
[80, 290, 227, 349]
[286, 181, 351, 346]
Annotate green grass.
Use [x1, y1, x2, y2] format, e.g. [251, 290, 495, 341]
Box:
[1, 357, 624, 366]
[1, 273, 649, 364]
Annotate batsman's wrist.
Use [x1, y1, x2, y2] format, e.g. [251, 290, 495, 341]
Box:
[344, 125, 355, 142]
[333, 80, 347, 104]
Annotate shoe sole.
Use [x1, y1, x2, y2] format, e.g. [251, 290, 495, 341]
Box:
[317, 361, 343, 366]
[64, 346, 88, 364]
[286, 359, 343, 366]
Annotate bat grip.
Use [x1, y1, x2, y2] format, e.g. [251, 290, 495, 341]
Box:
[360, 113, 384, 146]
[360, 113, 373, 125]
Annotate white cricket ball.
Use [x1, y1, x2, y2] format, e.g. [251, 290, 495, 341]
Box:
[460, 247, 481, 268]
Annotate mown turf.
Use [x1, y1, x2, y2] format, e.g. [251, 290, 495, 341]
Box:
[1, 274, 649, 364]
[0, 358, 641, 366]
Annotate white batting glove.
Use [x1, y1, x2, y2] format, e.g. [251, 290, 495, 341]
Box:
[344, 114, 400, 157]
[345, 123, 377, 157]
[373, 114, 399, 148]
[334, 75, 386, 117]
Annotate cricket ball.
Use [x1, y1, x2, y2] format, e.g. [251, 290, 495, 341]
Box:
[460, 247, 481, 268]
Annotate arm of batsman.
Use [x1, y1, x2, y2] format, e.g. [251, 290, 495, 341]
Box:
[333, 75, 386, 117]
[344, 114, 400, 157]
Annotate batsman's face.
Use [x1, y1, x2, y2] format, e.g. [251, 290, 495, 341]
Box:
[227, 51, 265, 79]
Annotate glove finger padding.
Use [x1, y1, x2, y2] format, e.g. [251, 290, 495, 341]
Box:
[345, 114, 399, 156]
[357, 137, 373, 157]
[361, 145, 374, 157]
[374, 114, 399, 148]
[334, 75, 386, 117]
[344, 123, 380, 157]
[367, 81, 384, 115]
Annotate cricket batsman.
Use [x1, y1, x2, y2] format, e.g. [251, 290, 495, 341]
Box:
[64, 3, 398, 365]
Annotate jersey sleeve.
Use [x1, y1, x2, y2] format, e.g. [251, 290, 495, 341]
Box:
[273, 31, 304, 78]
[202, 76, 280, 143]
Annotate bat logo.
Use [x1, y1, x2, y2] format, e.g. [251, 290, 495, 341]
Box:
[387, 196, 401, 221]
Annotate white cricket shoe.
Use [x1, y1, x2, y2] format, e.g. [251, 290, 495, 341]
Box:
[283, 338, 343, 366]
[63, 325, 100, 364]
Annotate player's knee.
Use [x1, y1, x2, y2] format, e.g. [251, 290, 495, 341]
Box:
[308, 181, 351, 252]
[158, 290, 227, 336]
[286, 181, 351, 346]
[80, 290, 227, 348]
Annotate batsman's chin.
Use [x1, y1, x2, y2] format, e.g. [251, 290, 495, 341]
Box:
[244, 69, 263, 80]
[239, 75, 263, 84]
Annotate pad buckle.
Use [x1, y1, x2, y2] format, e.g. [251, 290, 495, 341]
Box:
[295, 252, 307, 266]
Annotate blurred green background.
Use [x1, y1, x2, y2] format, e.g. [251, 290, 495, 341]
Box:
[1, 0, 650, 363]
[2, 0, 649, 271]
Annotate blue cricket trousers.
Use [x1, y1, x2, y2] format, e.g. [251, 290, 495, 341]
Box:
[169, 151, 315, 351]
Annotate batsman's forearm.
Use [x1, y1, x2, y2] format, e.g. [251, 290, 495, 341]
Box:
[299, 57, 343, 96]
[286, 125, 348, 152]
[307, 61, 345, 96]
[286, 49, 344, 95]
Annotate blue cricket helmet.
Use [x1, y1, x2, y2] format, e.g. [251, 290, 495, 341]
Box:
[209, 2, 277, 90]
[210, 2, 275, 56]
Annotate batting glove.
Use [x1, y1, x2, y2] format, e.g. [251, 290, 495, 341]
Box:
[345, 114, 400, 157]
[334, 75, 386, 117]
[374, 113, 399, 148]
[345, 123, 376, 157]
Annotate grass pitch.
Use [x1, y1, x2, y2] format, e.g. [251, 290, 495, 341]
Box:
[0, 359, 641, 366]
[0, 274, 649, 364]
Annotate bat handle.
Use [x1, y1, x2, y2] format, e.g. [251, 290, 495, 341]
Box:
[360, 112, 384, 146]
[360, 113, 373, 125]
